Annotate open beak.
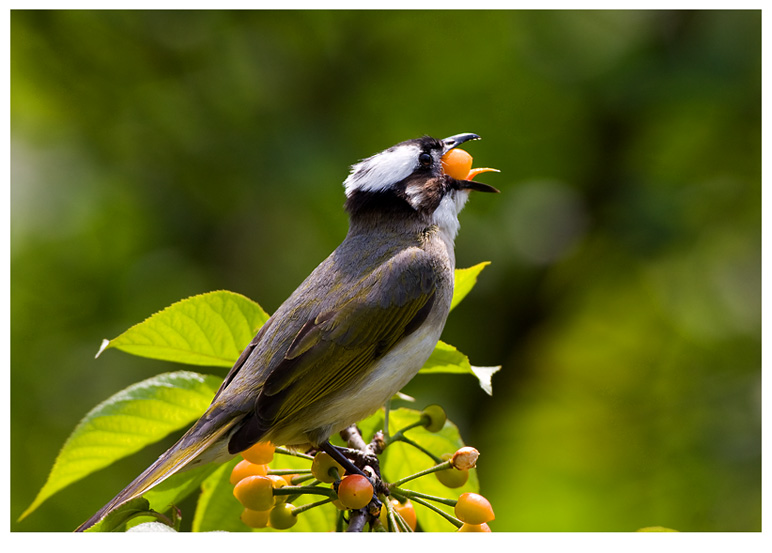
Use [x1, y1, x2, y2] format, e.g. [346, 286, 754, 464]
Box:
[442, 132, 500, 193]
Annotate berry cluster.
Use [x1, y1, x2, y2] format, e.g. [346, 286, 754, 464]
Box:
[229, 442, 299, 529]
[228, 405, 495, 532]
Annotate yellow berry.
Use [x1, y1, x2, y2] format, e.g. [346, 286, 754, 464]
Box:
[266, 474, 287, 504]
[435, 453, 469, 488]
[233, 475, 274, 511]
[269, 503, 297, 530]
[230, 459, 268, 485]
[311, 452, 344, 483]
[458, 522, 492, 532]
[240, 441, 275, 465]
[240, 508, 270, 529]
[454, 492, 495, 525]
[421, 404, 447, 432]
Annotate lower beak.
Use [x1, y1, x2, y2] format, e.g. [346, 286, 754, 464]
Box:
[442, 133, 481, 154]
[454, 179, 500, 194]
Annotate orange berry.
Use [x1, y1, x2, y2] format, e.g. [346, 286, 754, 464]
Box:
[233, 475, 274, 511]
[240, 507, 270, 529]
[311, 451, 344, 483]
[230, 459, 268, 485]
[337, 474, 373, 510]
[395, 500, 417, 531]
[454, 492, 495, 525]
[441, 148, 474, 180]
[458, 522, 492, 532]
[380, 498, 417, 531]
[240, 441, 275, 465]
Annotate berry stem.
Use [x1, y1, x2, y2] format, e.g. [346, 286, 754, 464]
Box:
[267, 468, 312, 475]
[383, 420, 426, 446]
[402, 420, 430, 434]
[389, 460, 453, 487]
[335, 509, 346, 532]
[290, 497, 333, 516]
[390, 491, 462, 529]
[286, 473, 316, 486]
[389, 487, 457, 507]
[273, 485, 336, 499]
[390, 434, 443, 464]
[275, 447, 314, 461]
[384, 500, 413, 532]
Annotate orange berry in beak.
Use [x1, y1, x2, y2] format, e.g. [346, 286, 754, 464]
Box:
[441, 148, 474, 180]
[442, 148, 499, 181]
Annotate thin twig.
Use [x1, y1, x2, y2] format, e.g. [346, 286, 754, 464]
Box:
[346, 509, 368, 532]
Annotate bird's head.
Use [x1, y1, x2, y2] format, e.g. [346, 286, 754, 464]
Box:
[343, 133, 499, 238]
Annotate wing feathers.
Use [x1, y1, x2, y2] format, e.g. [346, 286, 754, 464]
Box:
[227, 248, 440, 452]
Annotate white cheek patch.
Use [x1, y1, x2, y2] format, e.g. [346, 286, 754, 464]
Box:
[432, 190, 469, 240]
[404, 182, 427, 210]
[343, 144, 420, 197]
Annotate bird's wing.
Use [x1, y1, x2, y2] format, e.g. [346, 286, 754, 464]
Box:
[226, 247, 440, 452]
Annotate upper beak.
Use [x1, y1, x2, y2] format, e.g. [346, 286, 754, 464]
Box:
[442, 133, 481, 155]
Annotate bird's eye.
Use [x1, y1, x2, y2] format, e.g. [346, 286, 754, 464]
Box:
[419, 152, 433, 167]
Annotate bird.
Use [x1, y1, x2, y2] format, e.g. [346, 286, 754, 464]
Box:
[76, 132, 498, 531]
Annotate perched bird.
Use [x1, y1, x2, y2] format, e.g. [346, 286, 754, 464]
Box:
[76, 133, 498, 531]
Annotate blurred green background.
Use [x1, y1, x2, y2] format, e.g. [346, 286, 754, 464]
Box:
[11, 10, 760, 532]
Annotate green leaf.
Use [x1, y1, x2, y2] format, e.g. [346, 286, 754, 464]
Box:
[20, 371, 222, 521]
[421, 341, 472, 374]
[142, 462, 220, 518]
[192, 459, 245, 532]
[451, 262, 490, 311]
[420, 341, 500, 395]
[359, 407, 480, 532]
[83, 497, 151, 532]
[97, 290, 269, 367]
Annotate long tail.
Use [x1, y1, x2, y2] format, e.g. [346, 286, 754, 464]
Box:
[75, 416, 240, 532]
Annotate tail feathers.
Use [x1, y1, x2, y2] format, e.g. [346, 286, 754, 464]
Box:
[75, 418, 239, 532]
